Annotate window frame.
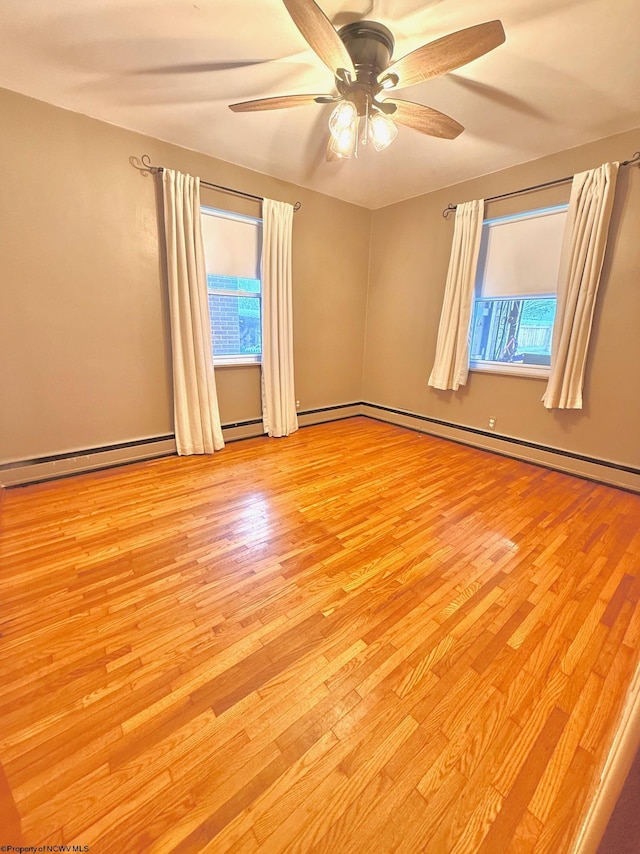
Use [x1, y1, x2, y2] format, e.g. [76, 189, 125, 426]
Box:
[201, 205, 263, 368]
[469, 204, 568, 380]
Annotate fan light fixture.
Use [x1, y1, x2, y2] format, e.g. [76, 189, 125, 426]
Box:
[368, 110, 398, 152]
[328, 99, 397, 159]
[328, 100, 357, 134]
[329, 121, 357, 158]
[229, 1, 506, 164]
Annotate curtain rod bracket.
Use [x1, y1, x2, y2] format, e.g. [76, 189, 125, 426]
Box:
[131, 154, 301, 211]
[140, 154, 157, 174]
[622, 150, 640, 168]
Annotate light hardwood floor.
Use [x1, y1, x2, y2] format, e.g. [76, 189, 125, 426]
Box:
[1, 417, 639, 853]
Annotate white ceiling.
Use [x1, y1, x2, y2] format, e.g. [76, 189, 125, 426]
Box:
[1, 0, 639, 208]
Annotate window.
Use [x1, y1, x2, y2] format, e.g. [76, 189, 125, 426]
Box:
[201, 206, 262, 365]
[470, 204, 568, 378]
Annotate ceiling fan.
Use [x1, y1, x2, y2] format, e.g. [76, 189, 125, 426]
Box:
[229, 0, 505, 159]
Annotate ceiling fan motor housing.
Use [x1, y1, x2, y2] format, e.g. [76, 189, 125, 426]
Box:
[337, 21, 395, 113]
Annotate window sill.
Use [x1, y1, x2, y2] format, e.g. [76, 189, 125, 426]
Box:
[214, 356, 261, 368]
[470, 361, 550, 380]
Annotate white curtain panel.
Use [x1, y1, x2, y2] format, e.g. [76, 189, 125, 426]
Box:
[428, 199, 485, 391]
[162, 169, 224, 454]
[543, 162, 619, 409]
[261, 198, 298, 438]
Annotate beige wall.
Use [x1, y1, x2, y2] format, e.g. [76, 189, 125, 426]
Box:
[363, 127, 640, 471]
[0, 87, 371, 463]
[1, 84, 638, 478]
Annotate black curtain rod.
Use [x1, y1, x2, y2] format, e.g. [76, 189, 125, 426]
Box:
[134, 155, 301, 211]
[442, 151, 640, 219]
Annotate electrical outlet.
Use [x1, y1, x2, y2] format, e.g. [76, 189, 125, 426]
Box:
[488, 417, 496, 429]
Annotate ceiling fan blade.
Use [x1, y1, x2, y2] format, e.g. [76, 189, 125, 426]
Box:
[387, 99, 464, 139]
[385, 20, 505, 88]
[135, 60, 277, 75]
[283, 0, 355, 76]
[229, 94, 329, 112]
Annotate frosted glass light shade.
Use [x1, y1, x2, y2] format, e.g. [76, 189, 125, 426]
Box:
[329, 124, 358, 158]
[328, 101, 358, 139]
[369, 112, 398, 151]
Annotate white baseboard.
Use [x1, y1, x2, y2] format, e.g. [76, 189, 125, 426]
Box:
[298, 403, 362, 427]
[0, 405, 363, 486]
[361, 403, 640, 493]
[0, 437, 177, 486]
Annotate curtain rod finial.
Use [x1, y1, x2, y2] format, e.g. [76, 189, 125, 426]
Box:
[443, 204, 456, 219]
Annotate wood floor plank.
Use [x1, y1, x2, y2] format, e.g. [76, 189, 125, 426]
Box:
[0, 760, 22, 844]
[505, 809, 544, 854]
[1, 417, 638, 852]
[476, 706, 569, 853]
